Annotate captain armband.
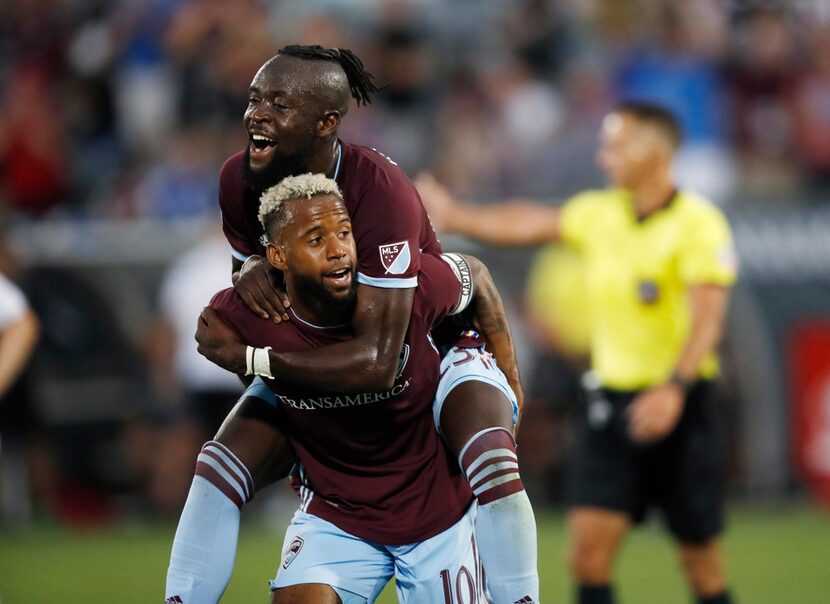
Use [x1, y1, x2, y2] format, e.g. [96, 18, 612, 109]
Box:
[245, 346, 273, 379]
[440, 253, 474, 315]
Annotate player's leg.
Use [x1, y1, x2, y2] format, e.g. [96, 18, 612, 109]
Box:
[564, 385, 642, 604]
[436, 345, 538, 604]
[663, 381, 733, 604]
[271, 584, 342, 604]
[677, 538, 731, 603]
[391, 502, 485, 604]
[270, 509, 393, 604]
[566, 507, 629, 604]
[166, 379, 294, 604]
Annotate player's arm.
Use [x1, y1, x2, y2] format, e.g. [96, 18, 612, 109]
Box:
[197, 286, 413, 393]
[627, 284, 730, 442]
[463, 255, 524, 420]
[0, 309, 38, 399]
[415, 173, 562, 246]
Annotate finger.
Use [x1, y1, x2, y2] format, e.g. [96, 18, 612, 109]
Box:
[252, 277, 285, 320]
[238, 289, 270, 319]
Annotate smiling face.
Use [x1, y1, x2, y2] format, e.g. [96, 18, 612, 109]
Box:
[266, 193, 357, 320]
[242, 55, 346, 191]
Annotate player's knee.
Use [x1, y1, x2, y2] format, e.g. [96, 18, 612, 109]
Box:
[458, 427, 524, 505]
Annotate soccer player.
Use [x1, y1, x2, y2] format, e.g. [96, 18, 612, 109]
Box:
[416, 101, 737, 604]
[172, 173, 515, 603]
[167, 45, 538, 604]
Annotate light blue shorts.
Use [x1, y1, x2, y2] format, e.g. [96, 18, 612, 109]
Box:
[433, 345, 519, 434]
[269, 503, 485, 603]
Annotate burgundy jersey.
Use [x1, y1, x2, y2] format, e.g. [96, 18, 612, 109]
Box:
[219, 141, 441, 289]
[209, 254, 473, 545]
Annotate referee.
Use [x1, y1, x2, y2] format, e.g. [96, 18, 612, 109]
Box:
[416, 101, 737, 604]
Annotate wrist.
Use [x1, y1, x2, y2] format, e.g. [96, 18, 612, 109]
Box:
[245, 345, 273, 378]
[668, 371, 693, 394]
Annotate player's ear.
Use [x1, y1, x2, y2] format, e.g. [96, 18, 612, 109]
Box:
[317, 111, 341, 137]
[266, 242, 288, 271]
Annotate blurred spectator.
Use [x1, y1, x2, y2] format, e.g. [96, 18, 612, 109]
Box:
[792, 23, 830, 187]
[143, 226, 242, 512]
[728, 6, 804, 196]
[0, 266, 40, 526]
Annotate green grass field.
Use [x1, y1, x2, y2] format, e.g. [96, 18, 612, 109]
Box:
[1, 504, 828, 603]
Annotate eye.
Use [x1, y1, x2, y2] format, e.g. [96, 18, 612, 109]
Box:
[338, 229, 351, 239]
[274, 101, 290, 110]
[308, 236, 322, 246]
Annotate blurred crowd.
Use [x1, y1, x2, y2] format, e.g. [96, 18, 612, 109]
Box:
[4, 0, 830, 223]
[2, 0, 830, 524]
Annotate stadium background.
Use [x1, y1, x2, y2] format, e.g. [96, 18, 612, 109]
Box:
[1, 0, 829, 601]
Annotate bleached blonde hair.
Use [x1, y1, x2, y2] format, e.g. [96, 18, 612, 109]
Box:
[258, 173, 344, 237]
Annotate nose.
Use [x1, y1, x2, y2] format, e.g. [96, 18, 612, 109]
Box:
[326, 235, 348, 259]
[245, 103, 272, 126]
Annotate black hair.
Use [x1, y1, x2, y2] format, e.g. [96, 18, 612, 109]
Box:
[278, 44, 380, 106]
[615, 100, 683, 148]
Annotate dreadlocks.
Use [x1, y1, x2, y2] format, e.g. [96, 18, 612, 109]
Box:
[278, 44, 380, 106]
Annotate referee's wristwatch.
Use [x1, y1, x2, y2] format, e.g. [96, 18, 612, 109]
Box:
[668, 371, 693, 394]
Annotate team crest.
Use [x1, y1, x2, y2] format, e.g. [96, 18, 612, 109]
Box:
[282, 536, 305, 569]
[396, 344, 410, 379]
[379, 241, 411, 275]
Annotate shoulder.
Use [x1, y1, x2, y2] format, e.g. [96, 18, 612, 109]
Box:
[675, 191, 731, 228]
[341, 142, 415, 194]
[564, 188, 618, 212]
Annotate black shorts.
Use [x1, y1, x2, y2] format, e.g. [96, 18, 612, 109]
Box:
[565, 380, 725, 543]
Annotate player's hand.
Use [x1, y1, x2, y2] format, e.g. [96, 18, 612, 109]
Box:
[626, 383, 685, 443]
[234, 255, 290, 323]
[195, 307, 247, 374]
[414, 172, 458, 233]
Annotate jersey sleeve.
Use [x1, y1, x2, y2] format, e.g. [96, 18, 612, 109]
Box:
[414, 253, 464, 328]
[678, 202, 738, 287]
[208, 288, 253, 342]
[218, 155, 258, 262]
[351, 158, 425, 289]
[0, 273, 27, 329]
[558, 191, 600, 249]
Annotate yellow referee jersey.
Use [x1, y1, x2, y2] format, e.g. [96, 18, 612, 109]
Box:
[559, 188, 737, 390]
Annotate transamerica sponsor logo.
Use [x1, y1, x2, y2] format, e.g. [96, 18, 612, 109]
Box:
[277, 378, 413, 410]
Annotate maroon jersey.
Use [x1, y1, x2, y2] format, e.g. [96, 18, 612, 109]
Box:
[219, 141, 441, 288]
[209, 254, 473, 544]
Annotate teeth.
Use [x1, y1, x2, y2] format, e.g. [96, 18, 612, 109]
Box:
[251, 134, 272, 142]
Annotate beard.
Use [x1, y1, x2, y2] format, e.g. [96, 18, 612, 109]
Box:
[292, 270, 357, 317]
[243, 138, 316, 192]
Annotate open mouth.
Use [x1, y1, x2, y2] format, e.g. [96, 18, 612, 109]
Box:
[324, 267, 352, 287]
[249, 133, 276, 161]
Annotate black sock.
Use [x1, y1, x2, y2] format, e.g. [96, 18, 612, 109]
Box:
[578, 584, 615, 604]
[698, 591, 733, 604]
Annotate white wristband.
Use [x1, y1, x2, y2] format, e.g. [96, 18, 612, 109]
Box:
[245, 345, 273, 378]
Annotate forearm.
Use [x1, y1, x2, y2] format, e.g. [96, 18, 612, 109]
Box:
[447, 201, 560, 247]
[466, 256, 523, 408]
[0, 311, 39, 398]
[671, 285, 730, 383]
[267, 335, 401, 393]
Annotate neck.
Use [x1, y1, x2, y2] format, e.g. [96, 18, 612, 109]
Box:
[306, 138, 340, 179]
[628, 169, 676, 219]
[286, 281, 351, 327]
